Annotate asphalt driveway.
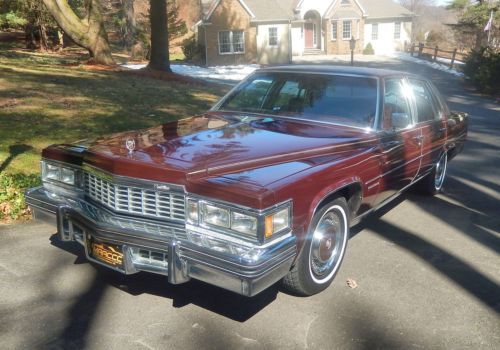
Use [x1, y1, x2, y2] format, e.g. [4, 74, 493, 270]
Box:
[0, 59, 499, 350]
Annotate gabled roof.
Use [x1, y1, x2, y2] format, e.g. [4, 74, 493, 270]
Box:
[360, 0, 413, 19]
[201, 0, 413, 22]
[204, 0, 256, 20]
[324, 0, 367, 18]
[243, 0, 296, 21]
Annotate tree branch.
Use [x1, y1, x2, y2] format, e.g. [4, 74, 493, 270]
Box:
[42, 0, 90, 46]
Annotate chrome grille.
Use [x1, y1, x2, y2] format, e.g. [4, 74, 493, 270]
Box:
[84, 172, 185, 221]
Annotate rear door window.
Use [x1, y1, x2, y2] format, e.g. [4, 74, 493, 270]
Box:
[408, 79, 439, 123]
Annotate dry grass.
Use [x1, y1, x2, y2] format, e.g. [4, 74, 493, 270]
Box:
[0, 44, 228, 223]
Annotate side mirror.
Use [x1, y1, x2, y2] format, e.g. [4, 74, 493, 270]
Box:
[450, 111, 468, 122]
[391, 112, 411, 129]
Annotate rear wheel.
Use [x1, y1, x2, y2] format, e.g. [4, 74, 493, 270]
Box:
[282, 197, 349, 296]
[417, 152, 448, 195]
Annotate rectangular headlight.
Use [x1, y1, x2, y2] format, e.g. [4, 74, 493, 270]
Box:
[201, 203, 230, 228]
[44, 163, 60, 180]
[42, 161, 78, 186]
[231, 212, 257, 236]
[61, 167, 76, 185]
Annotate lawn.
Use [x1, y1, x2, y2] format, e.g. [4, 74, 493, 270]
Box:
[0, 45, 227, 223]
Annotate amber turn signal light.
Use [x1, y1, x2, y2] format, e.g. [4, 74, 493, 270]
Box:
[264, 215, 273, 238]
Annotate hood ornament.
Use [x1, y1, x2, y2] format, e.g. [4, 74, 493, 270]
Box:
[125, 139, 136, 155]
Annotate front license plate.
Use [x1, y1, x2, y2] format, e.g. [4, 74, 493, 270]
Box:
[90, 239, 124, 268]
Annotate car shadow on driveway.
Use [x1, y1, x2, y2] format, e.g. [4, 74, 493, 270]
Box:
[49, 234, 279, 323]
[351, 191, 500, 314]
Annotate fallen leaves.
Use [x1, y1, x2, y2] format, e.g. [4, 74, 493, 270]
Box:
[346, 278, 358, 289]
[0, 98, 21, 109]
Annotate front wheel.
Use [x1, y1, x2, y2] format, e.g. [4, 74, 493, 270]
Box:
[282, 197, 349, 296]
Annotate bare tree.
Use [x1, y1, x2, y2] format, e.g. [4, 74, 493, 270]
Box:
[42, 0, 115, 65]
[121, 0, 137, 49]
[399, 0, 437, 42]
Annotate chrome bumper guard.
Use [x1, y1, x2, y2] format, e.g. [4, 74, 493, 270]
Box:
[25, 187, 297, 297]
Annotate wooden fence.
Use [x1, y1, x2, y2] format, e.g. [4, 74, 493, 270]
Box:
[406, 43, 466, 68]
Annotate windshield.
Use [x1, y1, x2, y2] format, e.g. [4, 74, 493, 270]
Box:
[217, 72, 378, 128]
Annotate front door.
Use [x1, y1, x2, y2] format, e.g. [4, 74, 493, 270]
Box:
[304, 23, 314, 48]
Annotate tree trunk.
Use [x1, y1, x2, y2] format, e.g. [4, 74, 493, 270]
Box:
[121, 0, 136, 50]
[42, 0, 115, 65]
[38, 24, 49, 52]
[148, 0, 171, 71]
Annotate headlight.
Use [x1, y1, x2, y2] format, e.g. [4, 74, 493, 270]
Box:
[61, 167, 76, 184]
[201, 203, 230, 228]
[44, 163, 60, 180]
[231, 212, 257, 236]
[189, 198, 291, 243]
[42, 161, 78, 186]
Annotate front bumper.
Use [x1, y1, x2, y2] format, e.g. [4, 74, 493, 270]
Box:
[25, 187, 297, 297]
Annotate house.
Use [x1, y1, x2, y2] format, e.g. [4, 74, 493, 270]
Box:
[196, 0, 413, 66]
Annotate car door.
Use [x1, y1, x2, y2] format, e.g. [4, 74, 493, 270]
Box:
[407, 78, 447, 178]
[374, 77, 423, 205]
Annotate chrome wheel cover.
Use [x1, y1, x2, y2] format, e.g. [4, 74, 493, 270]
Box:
[309, 205, 348, 284]
[434, 153, 447, 191]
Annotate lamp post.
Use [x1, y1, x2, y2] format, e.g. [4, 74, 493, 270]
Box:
[349, 36, 356, 66]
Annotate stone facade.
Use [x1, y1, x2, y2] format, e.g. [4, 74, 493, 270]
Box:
[325, 1, 365, 55]
[201, 0, 257, 66]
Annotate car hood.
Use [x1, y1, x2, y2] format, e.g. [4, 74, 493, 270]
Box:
[75, 112, 375, 183]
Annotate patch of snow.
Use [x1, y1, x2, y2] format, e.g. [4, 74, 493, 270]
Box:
[389, 52, 465, 78]
[122, 63, 259, 83]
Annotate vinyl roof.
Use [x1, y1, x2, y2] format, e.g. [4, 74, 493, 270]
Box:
[258, 65, 416, 78]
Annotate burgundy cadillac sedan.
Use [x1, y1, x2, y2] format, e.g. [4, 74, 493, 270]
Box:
[26, 66, 467, 296]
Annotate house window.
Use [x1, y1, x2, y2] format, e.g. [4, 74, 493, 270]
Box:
[232, 31, 245, 52]
[372, 23, 378, 40]
[341, 0, 350, 4]
[218, 30, 245, 54]
[342, 20, 351, 39]
[331, 21, 337, 41]
[268, 27, 278, 46]
[394, 22, 401, 40]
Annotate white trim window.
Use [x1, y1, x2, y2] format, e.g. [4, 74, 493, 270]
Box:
[342, 20, 351, 40]
[218, 30, 245, 54]
[331, 20, 338, 41]
[372, 23, 378, 40]
[268, 27, 278, 46]
[394, 22, 401, 40]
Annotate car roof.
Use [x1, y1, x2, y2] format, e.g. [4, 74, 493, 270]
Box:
[258, 65, 418, 79]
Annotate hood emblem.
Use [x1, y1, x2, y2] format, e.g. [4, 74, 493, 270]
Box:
[125, 139, 135, 154]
